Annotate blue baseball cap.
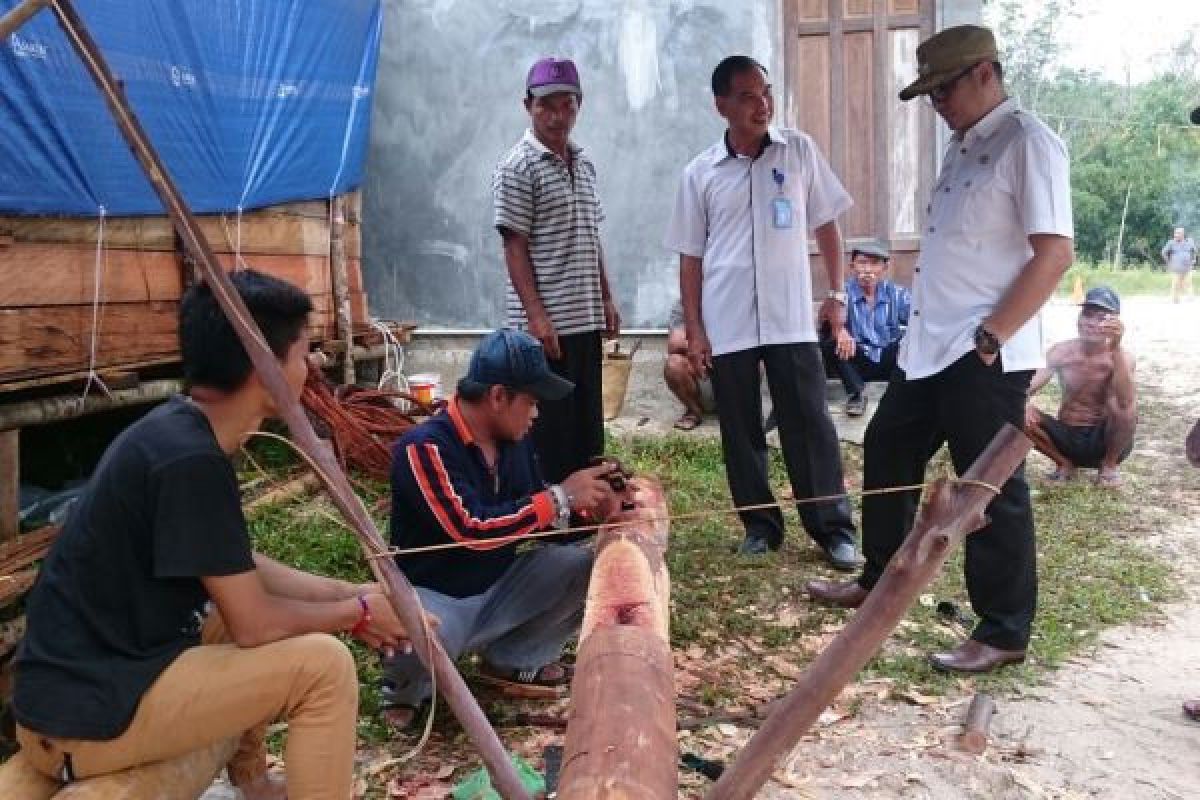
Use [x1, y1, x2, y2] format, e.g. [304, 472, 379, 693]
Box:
[457, 330, 574, 401]
[1082, 286, 1120, 314]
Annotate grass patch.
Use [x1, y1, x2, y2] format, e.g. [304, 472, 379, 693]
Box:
[1057, 262, 1176, 297]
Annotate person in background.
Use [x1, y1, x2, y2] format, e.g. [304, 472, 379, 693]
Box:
[1160, 226, 1195, 303]
[493, 57, 620, 484]
[664, 300, 717, 430]
[819, 240, 910, 417]
[1024, 286, 1136, 488]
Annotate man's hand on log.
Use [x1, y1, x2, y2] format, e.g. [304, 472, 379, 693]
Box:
[561, 464, 619, 520]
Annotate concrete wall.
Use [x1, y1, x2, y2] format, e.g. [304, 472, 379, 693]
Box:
[363, 0, 781, 330]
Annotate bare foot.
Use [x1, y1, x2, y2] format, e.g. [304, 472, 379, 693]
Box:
[1045, 465, 1075, 483]
[673, 410, 703, 431]
[238, 772, 287, 800]
[1095, 467, 1122, 488]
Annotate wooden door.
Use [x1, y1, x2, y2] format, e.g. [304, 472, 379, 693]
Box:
[783, 0, 937, 288]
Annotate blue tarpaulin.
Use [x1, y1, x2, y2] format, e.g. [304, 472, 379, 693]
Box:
[0, 0, 382, 216]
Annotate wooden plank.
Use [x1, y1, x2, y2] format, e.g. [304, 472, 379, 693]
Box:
[0, 430, 17, 541]
[0, 214, 358, 258]
[794, 36, 831, 161]
[827, 0, 845, 178]
[842, 30, 875, 238]
[0, 245, 345, 307]
[873, 0, 891, 244]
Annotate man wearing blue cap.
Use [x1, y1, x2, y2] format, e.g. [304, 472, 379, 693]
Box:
[493, 57, 620, 486]
[382, 330, 618, 727]
[1024, 286, 1137, 488]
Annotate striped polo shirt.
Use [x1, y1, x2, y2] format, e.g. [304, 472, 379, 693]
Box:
[493, 130, 606, 336]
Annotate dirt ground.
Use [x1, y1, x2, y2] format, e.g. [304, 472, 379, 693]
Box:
[202, 296, 1198, 799]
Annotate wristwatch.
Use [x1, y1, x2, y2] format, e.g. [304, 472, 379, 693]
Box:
[548, 484, 572, 529]
[973, 324, 1001, 355]
[827, 289, 847, 305]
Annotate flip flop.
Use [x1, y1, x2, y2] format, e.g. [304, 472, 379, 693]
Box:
[476, 661, 573, 699]
[1184, 700, 1200, 721]
[380, 699, 430, 733]
[1044, 467, 1074, 483]
[673, 411, 703, 431]
[1094, 470, 1122, 488]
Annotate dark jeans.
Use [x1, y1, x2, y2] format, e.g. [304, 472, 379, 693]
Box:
[709, 343, 857, 550]
[819, 337, 900, 397]
[859, 351, 1036, 651]
[531, 330, 604, 484]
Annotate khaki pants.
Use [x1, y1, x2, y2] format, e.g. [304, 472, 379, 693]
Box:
[17, 614, 358, 799]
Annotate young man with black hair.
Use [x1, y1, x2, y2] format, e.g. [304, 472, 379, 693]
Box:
[13, 270, 411, 799]
[664, 54, 862, 570]
[383, 329, 617, 728]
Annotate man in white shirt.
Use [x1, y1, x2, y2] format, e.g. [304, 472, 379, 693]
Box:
[664, 55, 860, 569]
[806, 25, 1074, 674]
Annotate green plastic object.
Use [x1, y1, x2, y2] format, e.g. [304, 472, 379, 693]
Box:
[451, 755, 545, 800]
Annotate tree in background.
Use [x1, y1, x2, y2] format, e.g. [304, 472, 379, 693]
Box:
[986, 1, 1200, 266]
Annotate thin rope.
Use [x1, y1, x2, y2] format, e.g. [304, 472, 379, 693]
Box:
[233, 205, 245, 271]
[373, 478, 1002, 559]
[79, 205, 112, 406]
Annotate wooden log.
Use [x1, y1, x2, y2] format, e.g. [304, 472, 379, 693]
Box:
[0, 526, 59, 576]
[0, 751, 60, 800]
[47, 4, 530, 794]
[707, 424, 1032, 800]
[960, 693, 996, 755]
[559, 479, 676, 800]
[0, 430, 17, 541]
[0, 380, 182, 432]
[0, 567, 38, 606]
[243, 472, 320, 514]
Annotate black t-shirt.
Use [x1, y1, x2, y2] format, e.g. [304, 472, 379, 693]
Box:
[13, 396, 255, 740]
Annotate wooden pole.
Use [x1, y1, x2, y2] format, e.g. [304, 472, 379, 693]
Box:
[707, 424, 1031, 800]
[329, 195, 356, 386]
[0, 0, 49, 39]
[960, 693, 996, 755]
[0, 380, 182, 432]
[0, 429, 19, 542]
[42, 3, 529, 797]
[53, 737, 238, 799]
[559, 479, 677, 800]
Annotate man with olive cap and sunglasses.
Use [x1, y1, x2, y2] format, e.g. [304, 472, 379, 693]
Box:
[807, 25, 1075, 675]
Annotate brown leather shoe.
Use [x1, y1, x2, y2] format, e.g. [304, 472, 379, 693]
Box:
[1183, 699, 1200, 721]
[929, 640, 1025, 674]
[805, 578, 868, 609]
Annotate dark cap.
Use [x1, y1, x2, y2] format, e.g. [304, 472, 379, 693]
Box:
[850, 239, 890, 262]
[1082, 286, 1120, 314]
[899, 25, 999, 101]
[458, 329, 574, 401]
[526, 58, 582, 98]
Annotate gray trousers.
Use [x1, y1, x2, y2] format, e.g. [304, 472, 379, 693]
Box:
[382, 544, 593, 706]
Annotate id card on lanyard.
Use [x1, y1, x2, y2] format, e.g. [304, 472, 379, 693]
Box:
[771, 167, 792, 229]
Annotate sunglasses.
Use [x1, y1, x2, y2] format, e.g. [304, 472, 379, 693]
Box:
[928, 63, 978, 103]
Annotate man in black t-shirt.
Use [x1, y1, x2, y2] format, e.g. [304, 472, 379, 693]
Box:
[13, 271, 411, 799]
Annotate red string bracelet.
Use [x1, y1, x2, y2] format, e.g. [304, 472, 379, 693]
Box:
[349, 595, 371, 638]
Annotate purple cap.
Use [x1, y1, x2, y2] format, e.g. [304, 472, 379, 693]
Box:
[526, 57, 582, 98]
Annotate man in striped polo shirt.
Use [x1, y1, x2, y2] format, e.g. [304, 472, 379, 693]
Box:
[493, 57, 620, 484]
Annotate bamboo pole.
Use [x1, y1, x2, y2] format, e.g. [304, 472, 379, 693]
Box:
[0, 0, 49, 39]
[0, 380, 182, 432]
[42, 3, 528, 796]
[707, 424, 1031, 800]
[329, 195, 356, 386]
[559, 479, 677, 800]
[960, 693, 996, 755]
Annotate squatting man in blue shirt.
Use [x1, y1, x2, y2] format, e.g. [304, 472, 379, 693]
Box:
[819, 240, 911, 417]
[382, 329, 619, 729]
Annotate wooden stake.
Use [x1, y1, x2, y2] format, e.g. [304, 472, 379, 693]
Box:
[41, 3, 529, 797]
[0, 430, 18, 542]
[960, 693, 996, 755]
[559, 480, 677, 800]
[329, 195, 356, 386]
[707, 424, 1031, 800]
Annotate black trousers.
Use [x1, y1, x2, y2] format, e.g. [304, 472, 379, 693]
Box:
[818, 337, 900, 397]
[859, 352, 1036, 651]
[709, 343, 856, 550]
[531, 331, 604, 484]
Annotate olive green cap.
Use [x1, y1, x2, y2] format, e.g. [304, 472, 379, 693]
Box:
[898, 24, 999, 102]
[849, 239, 890, 262]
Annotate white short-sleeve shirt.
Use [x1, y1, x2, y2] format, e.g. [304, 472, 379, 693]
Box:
[900, 99, 1074, 380]
[664, 127, 852, 357]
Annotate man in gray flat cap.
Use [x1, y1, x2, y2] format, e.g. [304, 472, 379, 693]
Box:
[807, 25, 1075, 675]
